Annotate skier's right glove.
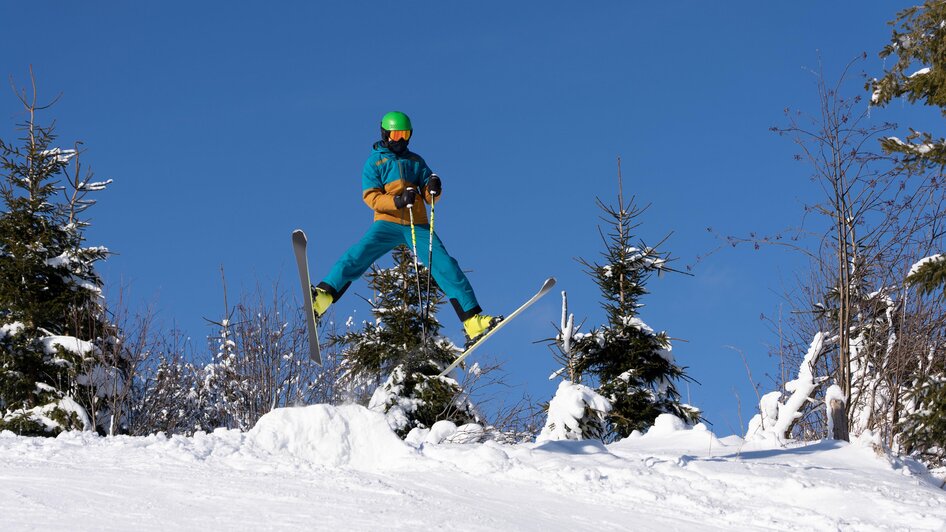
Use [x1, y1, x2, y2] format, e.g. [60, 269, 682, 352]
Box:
[394, 188, 417, 209]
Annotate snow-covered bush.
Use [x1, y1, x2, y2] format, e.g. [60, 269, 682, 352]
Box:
[537, 380, 610, 443]
[125, 282, 330, 436]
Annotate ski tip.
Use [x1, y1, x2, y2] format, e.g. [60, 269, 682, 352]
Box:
[543, 277, 556, 289]
[292, 229, 307, 242]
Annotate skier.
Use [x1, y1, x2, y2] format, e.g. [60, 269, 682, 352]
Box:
[311, 111, 499, 344]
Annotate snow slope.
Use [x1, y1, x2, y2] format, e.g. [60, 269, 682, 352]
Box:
[0, 405, 943, 531]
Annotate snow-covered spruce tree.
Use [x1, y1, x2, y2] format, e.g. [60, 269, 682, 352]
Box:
[871, 2, 946, 297]
[897, 263, 946, 465]
[900, 371, 946, 468]
[561, 169, 699, 440]
[330, 246, 478, 438]
[0, 79, 121, 435]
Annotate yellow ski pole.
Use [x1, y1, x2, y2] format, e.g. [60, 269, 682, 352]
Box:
[423, 194, 437, 327]
[406, 189, 428, 346]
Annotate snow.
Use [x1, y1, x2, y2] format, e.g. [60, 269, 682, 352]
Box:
[909, 253, 945, 278]
[0, 321, 24, 341]
[45, 252, 72, 268]
[0, 404, 943, 530]
[871, 84, 883, 104]
[886, 136, 941, 156]
[425, 419, 458, 444]
[468, 362, 481, 377]
[3, 396, 92, 433]
[447, 423, 485, 444]
[77, 179, 112, 191]
[645, 413, 691, 436]
[247, 404, 414, 469]
[367, 367, 424, 432]
[40, 335, 96, 356]
[621, 315, 655, 334]
[825, 384, 846, 439]
[39, 147, 76, 163]
[57, 396, 93, 431]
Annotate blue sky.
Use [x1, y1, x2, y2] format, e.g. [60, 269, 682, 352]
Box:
[0, 1, 924, 434]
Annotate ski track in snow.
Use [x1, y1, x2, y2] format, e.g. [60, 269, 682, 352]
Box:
[0, 405, 944, 531]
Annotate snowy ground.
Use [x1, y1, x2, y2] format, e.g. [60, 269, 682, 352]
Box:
[1, 405, 944, 531]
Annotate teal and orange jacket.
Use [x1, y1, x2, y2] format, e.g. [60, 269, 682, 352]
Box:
[361, 142, 436, 225]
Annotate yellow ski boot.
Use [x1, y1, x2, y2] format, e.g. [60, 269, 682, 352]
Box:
[462, 314, 502, 347]
[311, 286, 334, 319]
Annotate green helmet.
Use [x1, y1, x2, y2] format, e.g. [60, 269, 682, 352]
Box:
[380, 111, 412, 131]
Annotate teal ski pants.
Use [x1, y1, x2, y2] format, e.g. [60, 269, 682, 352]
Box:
[319, 221, 482, 320]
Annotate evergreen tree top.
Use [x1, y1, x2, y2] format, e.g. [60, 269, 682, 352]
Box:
[0, 100, 109, 333]
[581, 195, 671, 329]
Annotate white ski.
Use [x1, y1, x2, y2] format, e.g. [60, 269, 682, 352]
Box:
[291, 229, 321, 364]
[438, 277, 556, 377]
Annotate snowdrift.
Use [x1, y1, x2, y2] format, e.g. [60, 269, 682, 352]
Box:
[247, 404, 415, 469]
[0, 406, 944, 530]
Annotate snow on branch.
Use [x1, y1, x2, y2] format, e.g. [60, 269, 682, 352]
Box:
[909, 254, 945, 279]
[746, 332, 829, 441]
[885, 136, 942, 156]
[40, 147, 77, 163]
[78, 179, 113, 192]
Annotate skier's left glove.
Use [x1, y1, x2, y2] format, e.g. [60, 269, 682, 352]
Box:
[427, 174, 442, 197]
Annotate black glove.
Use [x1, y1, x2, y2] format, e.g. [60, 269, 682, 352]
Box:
[427, 174, 442, 197]
[393, 188, 417, 209]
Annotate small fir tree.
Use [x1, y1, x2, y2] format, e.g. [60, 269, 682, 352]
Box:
[0, 77, 121, 435]
[332, 246, 478, 437]
[539, 291, 611, 442]
[562, 163, 700, 440]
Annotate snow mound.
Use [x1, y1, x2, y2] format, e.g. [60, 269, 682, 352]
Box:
[646, 413, 689, 436]
[246, 404, 415, 469]
[425, 420, 457, 444]
[609, 414, 725, 454]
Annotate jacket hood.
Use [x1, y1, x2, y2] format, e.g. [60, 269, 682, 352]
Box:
[372, 141, 390, 154]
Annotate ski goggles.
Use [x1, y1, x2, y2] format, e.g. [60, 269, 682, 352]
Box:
[387, 129, 412, 141]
